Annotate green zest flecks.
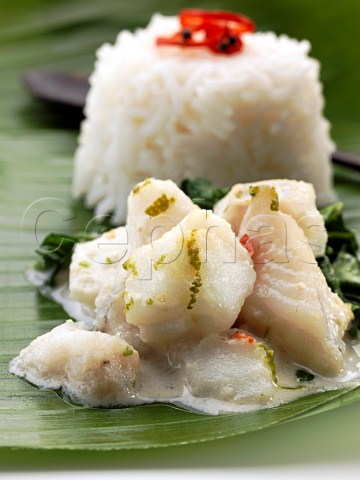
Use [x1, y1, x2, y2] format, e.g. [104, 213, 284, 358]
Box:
[132, 178, 151, 195]
[123, 259, 138, 276]
[186, 230, 202, 310]
[153, 254, 166, 271]
[187, 275, 202, 310]
[123, 346, 134, 357]
[78, 260, 90, 268]
[260, 343, 304, 390]
[270, 187, 279, 211]
[124, 296, 134, 313]
[249, 186, 259, 198]
[249, 185, 279, 211]
[259, 343, 278, 386]
[144, 194, 175, 217]
[187, 230, 201, 271]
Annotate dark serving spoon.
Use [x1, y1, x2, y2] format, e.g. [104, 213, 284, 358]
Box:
[22, 69, 360, 171]
[23, 69, 89, 108]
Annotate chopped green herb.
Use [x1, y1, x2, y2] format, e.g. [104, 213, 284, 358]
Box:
[34, 232, 96, 286]
[333, 250, 360, 301]
[317, 202, 360, 336]
[145, 194, 175, 217]
[180, 177, 230, 209]
[347, 306, 360, 338]
[320, 202, 358, 256]
[130, 379, 137, 388]
[106, 256, 113, 264]
[146, 298, 154, 305]
[123, 346, 134, 357]
[317, 254, 343, 297]
[296, 370, 315, 382]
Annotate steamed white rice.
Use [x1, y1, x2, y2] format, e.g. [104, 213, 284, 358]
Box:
[73, 13, 335, 223]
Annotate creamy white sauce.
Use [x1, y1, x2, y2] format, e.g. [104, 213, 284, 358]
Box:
[27, 268, 95, 327]
[26, 268, 360, 415]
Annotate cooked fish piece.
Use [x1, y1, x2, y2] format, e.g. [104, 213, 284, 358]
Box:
[126, 178, 198, 249]
[214, 179, 327, 257]
[123, 209, 256, 345]
[94, 271, 149, 354]
[183, 330, 275, 404]
[69, 226, 130, 308]
[9, 320, 140, 407]
[238, 185, 353, 376]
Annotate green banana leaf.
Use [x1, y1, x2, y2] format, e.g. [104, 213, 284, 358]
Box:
[1, 0, 360, 450]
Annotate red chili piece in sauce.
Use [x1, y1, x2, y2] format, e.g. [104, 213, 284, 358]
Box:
[156, 9, 255, 55]
[230, 331, 255, 344]
[239, 233, 254, 257]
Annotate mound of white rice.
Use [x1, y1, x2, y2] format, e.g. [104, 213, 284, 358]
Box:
[73, 13, 335, 223]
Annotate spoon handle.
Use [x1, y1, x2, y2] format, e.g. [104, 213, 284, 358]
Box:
[332, 151, 360, 171]
[22, 69, 89, 108]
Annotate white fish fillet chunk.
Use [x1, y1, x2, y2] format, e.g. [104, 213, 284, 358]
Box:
[238, 185, 353, 376]
[126, 178, 198, 249]
[123, 209, 256, 344]
[69, 226, 130, 308]
[214, 179, 327, 257]
[183, 330, 275, 404]
[94, 271, 149, 355]
[9, 320, 140, 407]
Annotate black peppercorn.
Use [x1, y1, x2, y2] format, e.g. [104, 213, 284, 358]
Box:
[229, 35, 238, 45]
[181, 28, 192, 41]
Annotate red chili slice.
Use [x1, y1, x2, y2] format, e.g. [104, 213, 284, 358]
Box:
[230, 331, 255, 344]
[239, 233, 254, 257]
[156, 9, 255, 55]
[180, 9, 255, 35]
